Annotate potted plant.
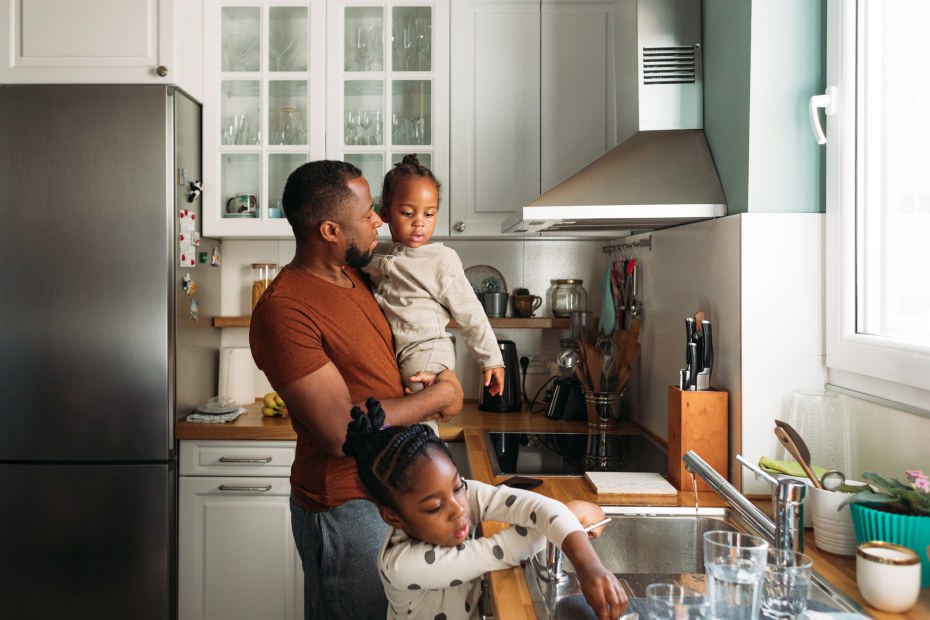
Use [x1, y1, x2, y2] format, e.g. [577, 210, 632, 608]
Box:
[842, 470, 930, 587]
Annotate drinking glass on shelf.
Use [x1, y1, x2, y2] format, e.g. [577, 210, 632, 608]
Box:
[414, 17, 431, 70]
[355, 25, 373, 71]
[345, 110, 359, 145]
[391, 112, 401, 144]
[269, 30, 296, 71]
[359, 110, 373, 145]
[281, 107, 297, 145]
[372, 110, 383, 145]
[402, 20, 415, 70]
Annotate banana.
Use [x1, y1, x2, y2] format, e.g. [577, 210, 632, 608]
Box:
[261, 392, 288, 417]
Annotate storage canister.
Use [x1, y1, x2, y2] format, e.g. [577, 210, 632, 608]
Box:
[549, 279, 588, 317]
[251, 263, 279, 311]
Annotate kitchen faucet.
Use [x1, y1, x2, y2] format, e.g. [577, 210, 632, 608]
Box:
[683, 450, 806, 553]
[539, 516, 612, 583]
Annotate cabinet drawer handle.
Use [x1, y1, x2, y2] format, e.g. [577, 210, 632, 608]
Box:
[218, 456, 274, 464]
[218, 484, 273, 492]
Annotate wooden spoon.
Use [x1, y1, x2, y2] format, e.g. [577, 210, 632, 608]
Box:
[774, 425, 824, 489]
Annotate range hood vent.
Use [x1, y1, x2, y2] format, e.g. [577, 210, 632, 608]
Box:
[643, 46, 696, 85]
[503, 0, 726, 235]
[502, 129, 726, 234]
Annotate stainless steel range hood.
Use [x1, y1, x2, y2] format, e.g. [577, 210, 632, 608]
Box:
[503, 0, 726, 235]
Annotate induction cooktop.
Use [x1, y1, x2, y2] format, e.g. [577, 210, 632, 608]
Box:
[483, 431, 667, 477]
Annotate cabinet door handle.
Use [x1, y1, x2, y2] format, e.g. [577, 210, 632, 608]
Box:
[218, 484, 273, 492]
[156, 65, 168, 77]
[218, 456, 274, 464]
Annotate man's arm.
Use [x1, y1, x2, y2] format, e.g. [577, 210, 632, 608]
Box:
[277, 364, 463, 456]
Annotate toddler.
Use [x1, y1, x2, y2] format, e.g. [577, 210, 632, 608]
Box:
[363, 154, 505, 399]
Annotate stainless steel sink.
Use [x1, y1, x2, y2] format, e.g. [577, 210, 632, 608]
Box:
[522, 506, 864, 620]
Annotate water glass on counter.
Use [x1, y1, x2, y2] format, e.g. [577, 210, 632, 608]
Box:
[646, 583, 709, 620]
[703, 530, 769, 619]
[761, 549, 813, 618]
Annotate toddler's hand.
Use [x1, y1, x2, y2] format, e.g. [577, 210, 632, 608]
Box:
[483, 367, 506, 397]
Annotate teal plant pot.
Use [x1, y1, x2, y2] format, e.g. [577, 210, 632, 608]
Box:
[850, 503, 930, 588]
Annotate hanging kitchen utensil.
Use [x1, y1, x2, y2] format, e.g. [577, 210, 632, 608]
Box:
[774, 421, 824, 489]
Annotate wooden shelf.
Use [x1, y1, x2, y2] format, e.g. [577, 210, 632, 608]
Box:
[212, 316, 570, 329]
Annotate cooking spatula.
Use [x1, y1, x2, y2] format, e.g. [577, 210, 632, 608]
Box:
[774, 420, 824, 489]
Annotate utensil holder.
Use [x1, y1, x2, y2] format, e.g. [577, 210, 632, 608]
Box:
[667, 386, 729, 491]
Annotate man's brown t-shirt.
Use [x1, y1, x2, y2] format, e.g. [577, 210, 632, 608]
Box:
[249, 265, 404, 512]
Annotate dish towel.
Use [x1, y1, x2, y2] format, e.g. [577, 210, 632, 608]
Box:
[759, 456, 827, 478]
[185, 407, 247, 424]
[598, 267, 616, 335]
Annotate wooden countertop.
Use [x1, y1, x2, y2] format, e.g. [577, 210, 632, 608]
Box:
[175, 401, 930, 619]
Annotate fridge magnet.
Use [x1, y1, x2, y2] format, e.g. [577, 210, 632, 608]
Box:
[211, 246, 222, 267]
[187, 180, 202, 203]
[182, 273, 197, 296]
[179, 209, 197, 268]
[189, 297, 199, 322]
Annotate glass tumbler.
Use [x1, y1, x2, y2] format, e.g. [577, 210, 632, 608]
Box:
[549, 279, 587, 318]
[761, 549, 813, 618]
[703, 530, 769, 620]
[646, 583, 709, 620]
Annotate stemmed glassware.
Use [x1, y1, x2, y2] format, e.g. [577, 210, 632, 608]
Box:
[345, 110, 359, 145]
[358, 111, 373, 145]
[414, 17, 431, 71]
[269, 30, 295, 71]
[372, 110, 383, 145]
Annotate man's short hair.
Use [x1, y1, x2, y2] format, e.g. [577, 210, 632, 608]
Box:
[282, 160, 364, 242]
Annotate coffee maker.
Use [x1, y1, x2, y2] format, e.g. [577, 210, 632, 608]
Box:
[478, 340, 521, 412]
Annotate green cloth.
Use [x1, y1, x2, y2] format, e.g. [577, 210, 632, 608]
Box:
[759, 456, 827, 478]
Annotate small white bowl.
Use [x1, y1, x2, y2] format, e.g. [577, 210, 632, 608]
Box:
[857, 541, 921, 612]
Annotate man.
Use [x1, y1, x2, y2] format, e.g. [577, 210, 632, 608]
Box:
[250, 160, 464, 619]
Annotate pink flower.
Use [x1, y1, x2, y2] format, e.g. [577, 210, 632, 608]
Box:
[905, 469, 930, 492]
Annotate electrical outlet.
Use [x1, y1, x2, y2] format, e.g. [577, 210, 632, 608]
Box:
[524, 353, 557, 375]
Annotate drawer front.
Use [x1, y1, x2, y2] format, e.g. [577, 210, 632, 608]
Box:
[179, 440, 295, 477]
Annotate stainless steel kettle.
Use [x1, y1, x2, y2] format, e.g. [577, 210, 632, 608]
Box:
[478, 340, 521, 412]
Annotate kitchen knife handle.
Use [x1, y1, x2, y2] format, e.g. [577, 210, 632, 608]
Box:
[685, 317, 696, 364]
[702, 321, 713, 373]
[688, 342, 699, 390]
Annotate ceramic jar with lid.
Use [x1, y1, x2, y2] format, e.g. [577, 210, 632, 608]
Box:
[548, 279, 588, 317]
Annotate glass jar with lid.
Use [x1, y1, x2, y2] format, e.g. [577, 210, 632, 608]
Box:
[548, 279, 588, 318]
[251, 263, 279, 312]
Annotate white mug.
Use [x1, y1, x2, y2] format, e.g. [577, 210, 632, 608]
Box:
[856, 541, 921, 613]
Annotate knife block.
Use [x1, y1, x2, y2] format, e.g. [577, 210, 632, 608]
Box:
[667, 386, 729, 492]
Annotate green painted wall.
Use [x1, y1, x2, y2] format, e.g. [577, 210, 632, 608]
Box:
[703, 0, 826, 215]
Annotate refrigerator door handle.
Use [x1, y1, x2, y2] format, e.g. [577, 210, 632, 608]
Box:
[218, 484, 274, 492]
[218, 456, 273, 464]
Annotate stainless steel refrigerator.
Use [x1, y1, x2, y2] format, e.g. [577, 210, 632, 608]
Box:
[0, 85, 220, 619]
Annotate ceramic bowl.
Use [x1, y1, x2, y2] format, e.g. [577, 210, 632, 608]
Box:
[856, 541, 921, 612]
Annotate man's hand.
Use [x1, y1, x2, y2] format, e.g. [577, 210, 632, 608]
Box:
[404, 371, 437, 394]
[432, 369, 464, 422]
[483, 367, 506, 397]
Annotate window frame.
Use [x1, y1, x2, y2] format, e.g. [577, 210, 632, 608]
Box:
[825, 0, 930, 411]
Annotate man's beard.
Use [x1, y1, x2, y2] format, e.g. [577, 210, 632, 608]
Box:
[344, 231, 374, 268]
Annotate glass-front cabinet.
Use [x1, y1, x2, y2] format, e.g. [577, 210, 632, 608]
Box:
[203, 0, 447, 238]
[327, 1, 449, 237]
[204, 1, 326, 237]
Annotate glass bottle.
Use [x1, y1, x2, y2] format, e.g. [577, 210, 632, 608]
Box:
[549, 279, 588, 318]
[251, 263, 279, 312]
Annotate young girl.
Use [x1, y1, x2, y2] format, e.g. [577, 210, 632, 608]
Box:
[343, 398, 628, 620]
[362, 154, 505, 400]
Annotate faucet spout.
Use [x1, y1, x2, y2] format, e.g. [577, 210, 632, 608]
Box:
[683, 451, 776, 542]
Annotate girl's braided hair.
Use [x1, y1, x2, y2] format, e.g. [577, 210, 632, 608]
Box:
[342, 397, 451, 510]
[380, 153, 441, 215]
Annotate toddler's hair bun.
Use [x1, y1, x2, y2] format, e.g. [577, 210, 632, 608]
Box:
[342, 397, 387, 457]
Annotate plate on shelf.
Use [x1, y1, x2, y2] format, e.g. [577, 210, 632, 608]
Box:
[464, 265, 507, 294]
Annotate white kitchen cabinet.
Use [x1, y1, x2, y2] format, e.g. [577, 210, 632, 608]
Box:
[202, 0, 326, 238]
[178, 440, 302, 620]
[449, 0, 615, 236]
[0, 0, 203, 100]
[325, 0, 450, 238]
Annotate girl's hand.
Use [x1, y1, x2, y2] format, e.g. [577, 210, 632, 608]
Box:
[575, 562, 628, 620]
[566, 500, 608, 539]
[483, 367, 506, 396]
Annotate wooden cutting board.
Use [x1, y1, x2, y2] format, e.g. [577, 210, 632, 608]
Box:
[584, 472, 678, 496]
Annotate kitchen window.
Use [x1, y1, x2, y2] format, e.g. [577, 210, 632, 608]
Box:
[825, 0, 930, 411]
